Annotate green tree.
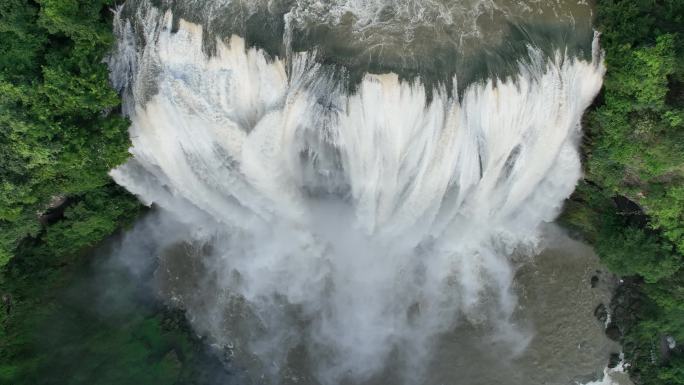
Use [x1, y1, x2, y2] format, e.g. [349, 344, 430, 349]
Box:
[563, 1, 684, 383]
[0, 0, 136, 266]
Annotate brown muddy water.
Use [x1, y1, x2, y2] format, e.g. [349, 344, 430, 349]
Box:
[154, 225, 633, 385]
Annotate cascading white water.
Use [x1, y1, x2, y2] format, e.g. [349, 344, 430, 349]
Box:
[108, 3, 604, 383]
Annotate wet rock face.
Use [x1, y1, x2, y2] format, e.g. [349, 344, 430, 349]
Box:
[591, 275, 599, 288]
[608, 277, 643, 341]
[612, 195, 647, 228]
[38, 195, 70, 225]
[608, 353, 621, 368]
[594, 303, 608, 324]
[605, 323, 622, 341]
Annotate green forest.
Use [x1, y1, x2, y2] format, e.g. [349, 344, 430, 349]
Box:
[561, 0, 684, 383]
[0, 1, 233, 383]
[0, 0, 138, 266]
[0, 0, 683, 384]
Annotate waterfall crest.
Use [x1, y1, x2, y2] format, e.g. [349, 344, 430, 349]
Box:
[108, 6, 604, 383]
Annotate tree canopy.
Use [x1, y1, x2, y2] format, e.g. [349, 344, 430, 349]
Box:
[0, 0, 134, 267]
[563, 1, 684, 383]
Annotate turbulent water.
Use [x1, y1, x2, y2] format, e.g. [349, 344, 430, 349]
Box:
[108, 1, 606, 383]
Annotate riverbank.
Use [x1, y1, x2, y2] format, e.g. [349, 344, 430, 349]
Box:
[0, 210, 245, 384]
[558, 2, 683, 383]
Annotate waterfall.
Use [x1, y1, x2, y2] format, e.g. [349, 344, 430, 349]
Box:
[108, 3, 604, 383]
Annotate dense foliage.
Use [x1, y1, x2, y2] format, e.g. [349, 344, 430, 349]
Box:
[0, 218, 234, 384]
[0, 1, 232, 383]
[0, 1, 199, 383]
[563, 0, 684, 383]
[0, 0, 134, 267]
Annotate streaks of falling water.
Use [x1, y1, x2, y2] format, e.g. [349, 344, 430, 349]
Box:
[107, 1, 605, 383]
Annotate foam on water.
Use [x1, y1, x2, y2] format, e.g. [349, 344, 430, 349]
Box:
[108, 4, 604, 383]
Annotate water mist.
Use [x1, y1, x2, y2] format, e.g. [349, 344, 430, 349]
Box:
[107, 2, 605, 383]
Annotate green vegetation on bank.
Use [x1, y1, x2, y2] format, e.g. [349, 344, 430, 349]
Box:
[0, 0, 135, 267]
[0, 220, 226, 385]
[0, 1, 217, 384]
[562, 0, 684, 383]
[0, 1, 232, 383]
